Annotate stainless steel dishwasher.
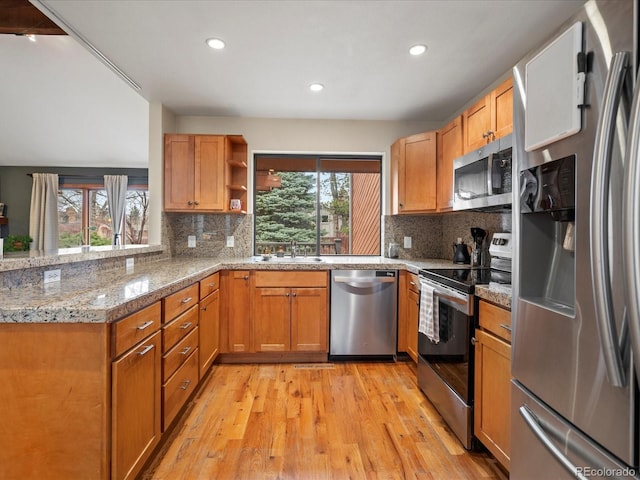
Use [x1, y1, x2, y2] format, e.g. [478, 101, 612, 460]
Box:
[330, 270, 398, 358]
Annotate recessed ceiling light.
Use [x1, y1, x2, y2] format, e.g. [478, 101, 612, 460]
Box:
[206, 38, 225, 50]
[409, 44, 427, 56]
[309, 83, 324, 92]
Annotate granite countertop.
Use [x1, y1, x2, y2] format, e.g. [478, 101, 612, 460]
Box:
[475, 284, 512, 310]
[0, 256, 461, 324]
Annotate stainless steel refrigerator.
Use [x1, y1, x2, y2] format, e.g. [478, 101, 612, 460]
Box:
[512, 0, 640, 478]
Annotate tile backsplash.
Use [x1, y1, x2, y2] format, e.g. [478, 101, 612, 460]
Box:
[384, 211, 512, 261]
[164, 213, 253, 257]
[164, 211, 511, 261]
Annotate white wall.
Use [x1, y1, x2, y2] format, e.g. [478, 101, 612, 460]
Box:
[173, 116, 439, 215]
[148, 103, 176, 244]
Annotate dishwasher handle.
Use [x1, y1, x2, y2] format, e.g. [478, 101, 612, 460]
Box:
[333, 276, 396, 287]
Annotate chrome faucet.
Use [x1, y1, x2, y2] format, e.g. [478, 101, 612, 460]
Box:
[290, 240, 297, 258]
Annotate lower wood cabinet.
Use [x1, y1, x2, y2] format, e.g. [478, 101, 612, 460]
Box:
[199, 287, 220, 378]
[253, 271, 328, 353]
[474, 300, 512, 470]
[398, 271, 420, 363]
[112, 330, 161, 480]
[221, 270, 252, 353]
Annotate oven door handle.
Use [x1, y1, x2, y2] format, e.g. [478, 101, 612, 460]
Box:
[419, 277, 471, 314]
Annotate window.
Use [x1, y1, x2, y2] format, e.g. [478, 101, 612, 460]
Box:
[58, 182, 149, 247]
[254, 154, 381, 256]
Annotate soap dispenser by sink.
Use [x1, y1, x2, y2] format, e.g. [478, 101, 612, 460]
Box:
[452, 238, 471, 264]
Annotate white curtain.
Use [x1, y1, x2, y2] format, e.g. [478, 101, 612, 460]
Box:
[29, 173, 59, 252]
[104, 175, 128, 245]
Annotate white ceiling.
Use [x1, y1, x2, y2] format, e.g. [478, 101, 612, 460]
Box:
[1, 0, 587, 168]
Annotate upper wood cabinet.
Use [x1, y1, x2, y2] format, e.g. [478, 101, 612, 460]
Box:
[164, 134, 247, 213]
[436, 115, 463, 212]
[463, 77, 513, 154]
[391, 131, 437, 214]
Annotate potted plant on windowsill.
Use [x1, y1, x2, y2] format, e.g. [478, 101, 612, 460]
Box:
[3, 235, 32, 252]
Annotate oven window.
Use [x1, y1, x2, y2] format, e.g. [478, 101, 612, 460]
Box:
[418, 302, 473, 403]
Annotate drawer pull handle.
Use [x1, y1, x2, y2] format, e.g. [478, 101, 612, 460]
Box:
[499, 323, 512, 332]
[208, 282, 216, 287]
[138, 344, 154, 356]
[180, 322, 193, 330]
[180, 346, 192, 356]
[409, 281, 416, 286]
[137, 320, 154, 330]
[181, 297, 193, 304]
[179, 379, 191, 390]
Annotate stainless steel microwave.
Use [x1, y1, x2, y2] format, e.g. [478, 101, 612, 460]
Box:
[453, 133, 513, 211]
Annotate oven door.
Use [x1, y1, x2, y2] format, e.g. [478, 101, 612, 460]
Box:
[417, 280, 474, 404]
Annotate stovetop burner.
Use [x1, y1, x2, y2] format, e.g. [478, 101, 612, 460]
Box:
[418, 268, 492, 293]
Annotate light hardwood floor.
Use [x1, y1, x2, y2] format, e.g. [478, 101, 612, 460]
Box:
[141, 362, 508, 479]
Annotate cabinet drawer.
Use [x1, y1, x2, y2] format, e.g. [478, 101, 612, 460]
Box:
[479, 300, 511, 342]
[407, 273, 419, 294]
[199, 272, 220, 300]
[254, 271, 327, 288]
[163, 348, 198, 430]
[163, 305, 199, 352]
[163, 284, 199, 322]
[113, 302, 161, 357]
[163, 327, 199, 382]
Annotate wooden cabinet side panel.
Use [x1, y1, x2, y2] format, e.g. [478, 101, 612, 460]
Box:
[407, 289, 420, 363]
[253, 288, 291, 352]
[397, 271, 409, 353]
[195, 135, 225, 210]
[199, 289, 220, 377]
[0, 323, 110, 480]
[390, 139, 401, 215]
[291, 287, 328, 352]
[437, 116, 462, 212]
[164, 134, 195, 211]
[112, 331, 161, 480]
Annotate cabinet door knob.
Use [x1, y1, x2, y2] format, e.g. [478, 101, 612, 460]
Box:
[187, 200, 193, 206]
[285, 292, 290, 297]
[292, 292, 297, 297]
[243, 275, 249, 280]
[194, 201, 200, 206]
[471, 337, 477, 345]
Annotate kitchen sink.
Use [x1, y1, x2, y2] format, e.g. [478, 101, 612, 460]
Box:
[254, 256, 325, 263]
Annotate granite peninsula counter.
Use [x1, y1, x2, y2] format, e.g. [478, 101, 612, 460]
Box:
[0, 255, 460, 323]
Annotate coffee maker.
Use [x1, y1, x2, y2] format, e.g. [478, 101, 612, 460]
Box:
[470, 227, 487, 267]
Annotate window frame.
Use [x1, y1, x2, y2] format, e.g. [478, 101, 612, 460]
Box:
[58, 180, 148, 246]
[252, 153, 382, 256]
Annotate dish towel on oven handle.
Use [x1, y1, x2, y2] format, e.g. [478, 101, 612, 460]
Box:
[418, 279, 439, 344]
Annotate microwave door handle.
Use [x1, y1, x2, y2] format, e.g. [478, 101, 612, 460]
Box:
[624, 70, 640, 386]
[487, 153, 494, 194]
[590, 51, 629, 388]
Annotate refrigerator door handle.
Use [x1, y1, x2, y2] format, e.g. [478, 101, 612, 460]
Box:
[623, 70, 640, 385]
[590, 51, 630, 388]
[519, 406, 588, 480]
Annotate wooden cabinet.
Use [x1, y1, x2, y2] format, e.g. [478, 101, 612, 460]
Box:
[162, 284, 200, 431]
[474, 300, 512, 470]
[436, 115, 462, 212]
[112, 302, 162, 480]
[164, 134, 247, 213]
[221, 270, 252, 353]
[199, 272, 220, 378]
[463, 78, 513, 154]
[391, 131, 437, 214]
[398, 271, 420, 363]
[253, 271, 328, 353]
